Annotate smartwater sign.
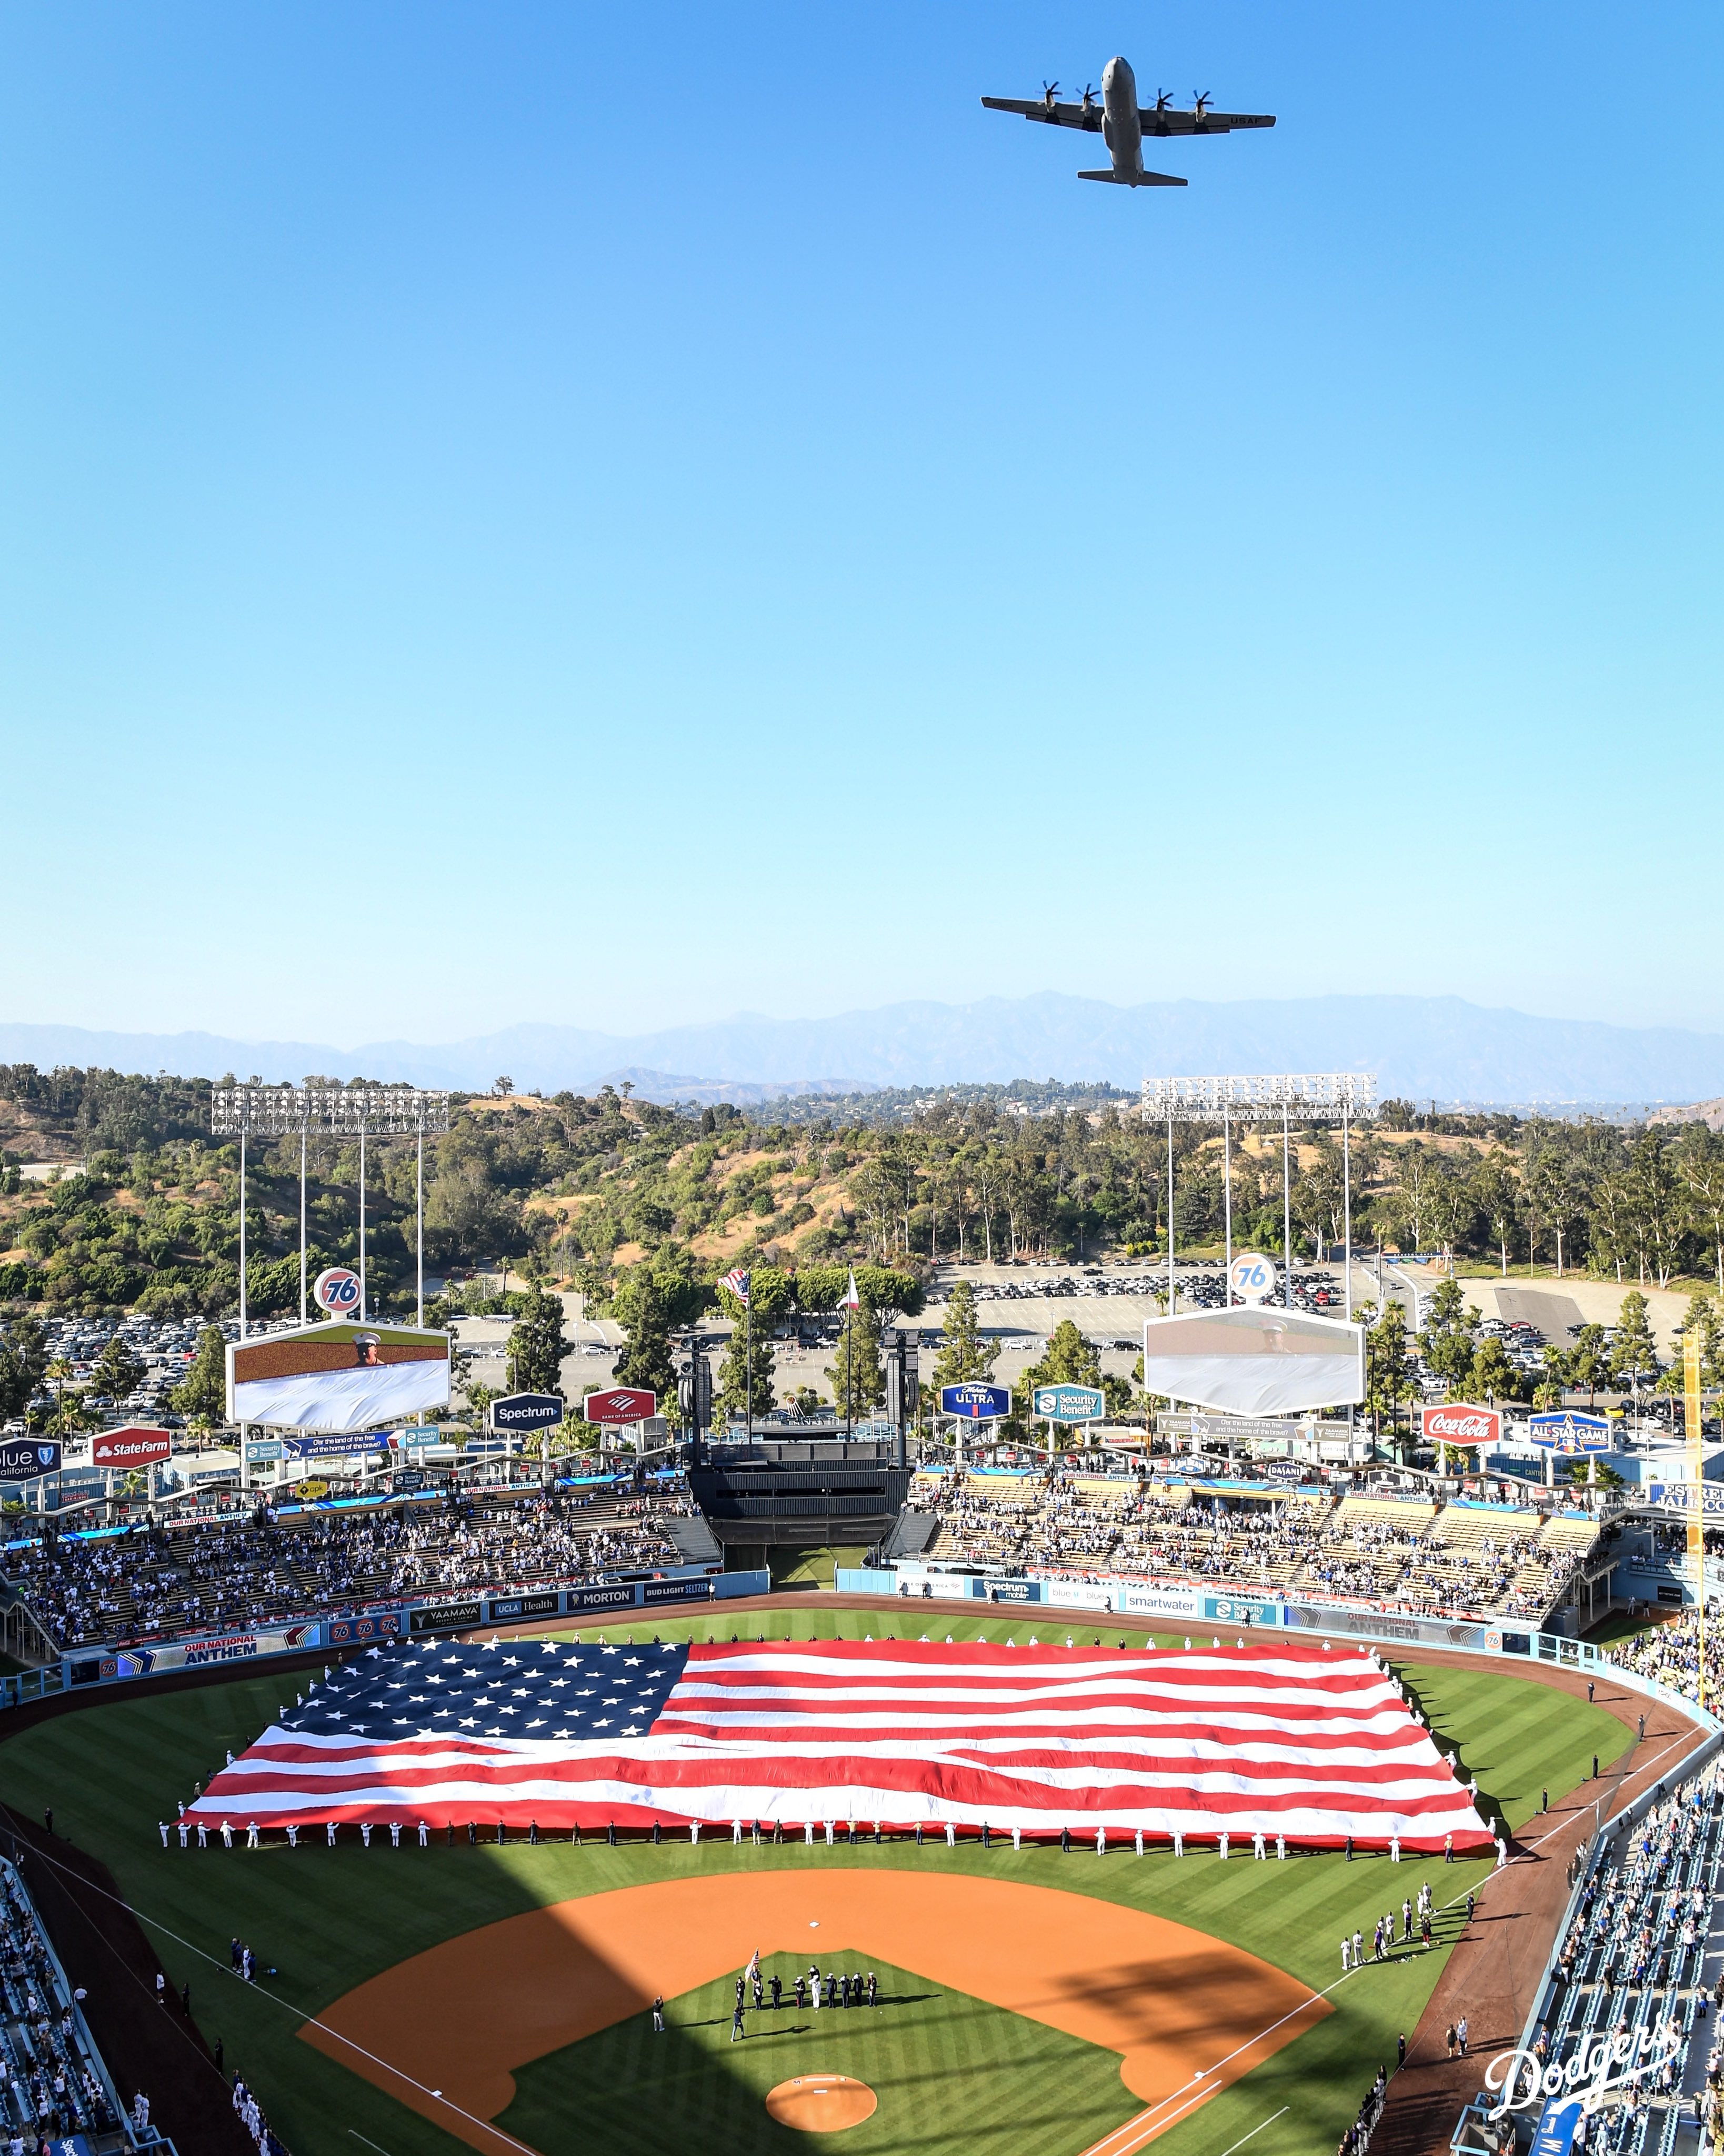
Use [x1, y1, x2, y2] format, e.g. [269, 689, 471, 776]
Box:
[939, 1383, 1011, 1421]
[1031, 1384, 1105, 1425]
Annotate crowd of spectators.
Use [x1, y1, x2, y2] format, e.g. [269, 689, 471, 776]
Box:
[1610, 1609, 1724, 1717]
[0, 1483, 697, 1651]
[913, 1470, 1596, 1624]
[0, 1861, 121, 2148]
[1536, 1765, 1722, 2154]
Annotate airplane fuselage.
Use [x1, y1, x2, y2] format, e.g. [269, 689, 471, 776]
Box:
[1100, 56, 1144, 182]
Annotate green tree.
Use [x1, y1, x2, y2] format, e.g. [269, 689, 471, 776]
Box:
[92, 1334, 144, 1402]
[0, 1318, 48, 1424]
[1568, 1323, 1608, 1406]
[1023, 1319, 1101, 1391]
[612, 1274, 679, 1409]
[1693, 1292, 1724, 1389]
[824, 1310, 884, 1423]
[1363, 1303, 1417, 1442]
[1467, 1334, 1528, 1407]
[1675, 1130, 1724, 1292]
[1609, 1290, 1660, 1395]
[1469, 1156, 1520, 1275]
[1419, 1278, 1478, 1393]
[168, 1326, 228, 1432]
[933, 1281, 998, 1388]
[508, 1284, 567, 1397]
[715, 1322, 776, 1426]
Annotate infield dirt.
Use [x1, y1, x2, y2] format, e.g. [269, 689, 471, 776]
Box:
[303, 1869, 1328, 2156]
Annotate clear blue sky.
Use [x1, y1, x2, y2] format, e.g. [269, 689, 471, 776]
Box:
[3, 3, 1720, 1046]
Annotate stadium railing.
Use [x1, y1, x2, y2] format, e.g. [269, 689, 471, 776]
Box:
[0, 1568, 773, 1711]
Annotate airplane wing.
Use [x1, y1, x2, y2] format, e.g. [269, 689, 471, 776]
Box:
[980, 96, 1104, 133]
[1138, 107, 1276, 135]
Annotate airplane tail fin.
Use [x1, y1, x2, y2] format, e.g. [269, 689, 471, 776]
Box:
[1078, 168, 1187, 187]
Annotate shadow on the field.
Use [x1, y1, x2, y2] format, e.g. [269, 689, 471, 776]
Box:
[491, 1948, 1138, 2156]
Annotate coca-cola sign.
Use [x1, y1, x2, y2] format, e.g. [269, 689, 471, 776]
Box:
[1421, 1403, 1501, 1448]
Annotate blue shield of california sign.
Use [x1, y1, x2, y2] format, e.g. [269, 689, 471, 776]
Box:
[939, 1383, 1012, 1421]
[0, 1441, 61, 1481]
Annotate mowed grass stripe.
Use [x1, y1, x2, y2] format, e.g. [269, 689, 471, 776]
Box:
[0, 1616, 1626, 2156]
[500, 1955, 1140, 2156]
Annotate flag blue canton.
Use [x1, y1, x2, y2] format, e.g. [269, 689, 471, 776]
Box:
[286, 1637, 690, 1744]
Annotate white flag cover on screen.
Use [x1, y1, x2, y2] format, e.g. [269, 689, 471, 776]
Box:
[1140, 1307, 1365, 1418]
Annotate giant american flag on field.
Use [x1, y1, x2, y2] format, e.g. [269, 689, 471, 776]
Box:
[187, 1638, 1491, 1851]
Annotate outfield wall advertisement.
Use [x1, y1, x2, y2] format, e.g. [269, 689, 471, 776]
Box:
[56, 1570, 772, 1693]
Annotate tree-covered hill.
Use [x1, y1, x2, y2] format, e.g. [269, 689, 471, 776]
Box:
[4, 1066, 1724, 1321]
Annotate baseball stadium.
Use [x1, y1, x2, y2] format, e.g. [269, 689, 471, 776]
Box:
[0, 1461, 1712, 2156]
[0, 1076, 1718, 2156]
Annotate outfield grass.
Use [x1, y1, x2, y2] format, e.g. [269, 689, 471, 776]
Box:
[0, 1611, 1628, 2156]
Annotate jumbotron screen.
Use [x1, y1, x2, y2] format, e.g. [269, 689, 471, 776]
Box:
[226, 1320, 451, 1434]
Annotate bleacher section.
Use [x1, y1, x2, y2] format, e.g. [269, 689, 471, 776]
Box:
[901, 1471, 1598, 1625]
[0, 1483, 696, 1651]
[0, 1856, 131, 2147]
[1537, 1764, 1723, 2155]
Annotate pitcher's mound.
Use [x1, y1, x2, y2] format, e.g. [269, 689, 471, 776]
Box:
[765, 2074, 878, 2131]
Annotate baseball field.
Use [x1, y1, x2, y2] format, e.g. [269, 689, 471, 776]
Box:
[0, 1608, 1625, 2156]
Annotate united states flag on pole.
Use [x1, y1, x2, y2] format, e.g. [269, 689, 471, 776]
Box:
[720, 1268, 750, 1306]
[187, 1639, 1490, 1852]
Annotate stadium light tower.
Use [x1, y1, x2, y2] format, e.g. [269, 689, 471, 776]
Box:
[1139, 1074, 1376, 1315]
[212, 1086, 453, 1332]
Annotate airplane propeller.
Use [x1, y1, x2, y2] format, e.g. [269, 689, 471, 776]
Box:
[1155, 88, 1172, 111]
[1194, 90, 1212, 117]
[1041, 79, 1060, 109]
[1079, 82, 1098, 109]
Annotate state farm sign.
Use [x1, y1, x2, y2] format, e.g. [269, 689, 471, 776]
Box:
[582, 1387, 657, 1426]
[92, 1427, 172, 1468]
[1421, 1403, 1501, 1449]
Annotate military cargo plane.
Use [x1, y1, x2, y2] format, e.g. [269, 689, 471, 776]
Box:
[983, 54, 1273, 188]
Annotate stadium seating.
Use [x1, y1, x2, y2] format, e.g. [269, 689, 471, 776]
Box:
[907, 1471, 1597, 1625]
[0, 1859, 124, 2144]
[0, 1483, 696, 1651]
[1538, 1763, 1722, 2155]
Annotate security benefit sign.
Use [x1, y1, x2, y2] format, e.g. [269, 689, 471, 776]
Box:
[1031, 1384, 1106, 1425]
[227, 1320, 452, 1434]
[939, 1383, 1012, 1421]
[1140, 1306, 1365, 1418]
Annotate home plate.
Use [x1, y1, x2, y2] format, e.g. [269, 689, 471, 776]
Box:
[765, 2074, 878, 2131]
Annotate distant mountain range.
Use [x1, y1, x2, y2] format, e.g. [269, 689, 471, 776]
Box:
[4, 994, 1724, 1108]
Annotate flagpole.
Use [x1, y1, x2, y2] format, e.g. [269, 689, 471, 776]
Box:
[745, 1293, 752, 1443]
